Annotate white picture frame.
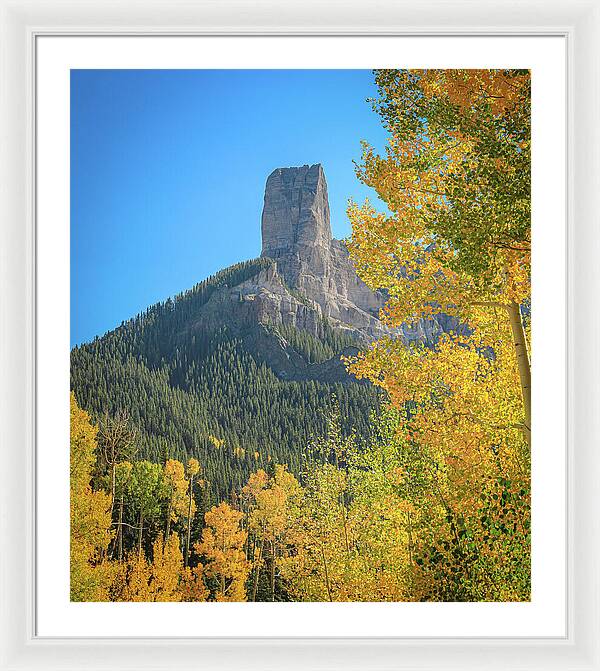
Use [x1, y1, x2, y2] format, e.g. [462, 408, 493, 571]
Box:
[1, 0, 598, 669]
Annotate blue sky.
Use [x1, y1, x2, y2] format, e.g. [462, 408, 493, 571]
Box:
[71, 69, 388, 346]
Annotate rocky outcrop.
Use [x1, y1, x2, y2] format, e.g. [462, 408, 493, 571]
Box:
[183, 163, 458, 381]
[260, 164, 389, 340]
[261, 164, 332, 259]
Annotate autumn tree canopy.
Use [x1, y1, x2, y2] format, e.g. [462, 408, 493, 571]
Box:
[344, 69, 531, 600]
[348, 68, 531, 446]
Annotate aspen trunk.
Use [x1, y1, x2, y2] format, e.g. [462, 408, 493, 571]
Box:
[138, 511, 144, 556]
[270, 540, 276, 602]
[118, 494, 124, 561]
[342, 508, 350, 557]
[251, 541, 263, 602]
[184, 476, 194, 567]
[407, 510, 414, 566]
[110, 460, 116, 520]
[507, 300, 531, 447]
[243, 507, 250, 561]
[165, 495, 172, 540]
[320, 543, 333, 602]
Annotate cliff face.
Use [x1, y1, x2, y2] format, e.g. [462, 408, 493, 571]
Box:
[184, 163, 457, 379]
[259, 164, 389, 340]
[261, 164, 332, 259]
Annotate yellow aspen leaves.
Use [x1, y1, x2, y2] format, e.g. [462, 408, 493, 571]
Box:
[194, 502, 250, 602]
[70, 393, 114, 601]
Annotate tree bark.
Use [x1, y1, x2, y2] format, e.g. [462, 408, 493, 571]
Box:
[506, 300, 531, 447]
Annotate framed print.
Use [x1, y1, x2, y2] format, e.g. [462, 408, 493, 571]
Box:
[1, 1, 599, 670]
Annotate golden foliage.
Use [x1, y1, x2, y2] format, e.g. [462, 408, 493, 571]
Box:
[163, 459, 194, 527]
[342, 68, 531, 600]
[278, 417, 413, 602]
[195, 502, 250, 601]
[113, 534, 191, 602]
[70, 393, 114, 601]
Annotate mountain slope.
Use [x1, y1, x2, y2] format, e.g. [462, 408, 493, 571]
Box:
[71, 256, 382, 500]
[71, 164, 452, 499]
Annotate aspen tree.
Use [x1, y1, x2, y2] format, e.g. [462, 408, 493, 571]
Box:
[184, 457, 200, 567]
